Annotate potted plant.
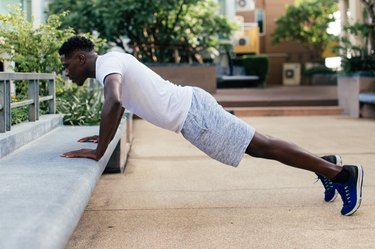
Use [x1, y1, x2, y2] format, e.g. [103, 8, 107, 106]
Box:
[335, 0, 375, 117]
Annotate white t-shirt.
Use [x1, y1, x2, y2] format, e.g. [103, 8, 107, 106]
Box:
[95, 52, 193, 133]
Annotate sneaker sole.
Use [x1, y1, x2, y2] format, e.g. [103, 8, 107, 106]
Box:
[327, 191, 338, 202]
[343, 164, 364, 216]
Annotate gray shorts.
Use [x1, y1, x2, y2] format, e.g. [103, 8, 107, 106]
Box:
[181, 87, 255, 167]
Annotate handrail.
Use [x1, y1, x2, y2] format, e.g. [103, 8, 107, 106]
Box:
[0, 72, 56, 133]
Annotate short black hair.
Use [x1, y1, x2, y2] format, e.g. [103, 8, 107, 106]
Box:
[59, 35, 95, 57]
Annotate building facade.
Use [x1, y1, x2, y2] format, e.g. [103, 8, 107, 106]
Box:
[221, 0, 364, 86]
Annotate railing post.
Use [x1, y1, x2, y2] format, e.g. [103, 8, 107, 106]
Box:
[48, 79, 56, 114]
[28, 79, 39, 122]
[5, 80, 11, 131]
[0, 80, 6, 133]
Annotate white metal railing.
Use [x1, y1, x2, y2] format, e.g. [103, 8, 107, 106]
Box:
[0, 72, 56, 133]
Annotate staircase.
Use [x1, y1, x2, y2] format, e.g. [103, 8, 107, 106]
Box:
[213, 85, 343, 116]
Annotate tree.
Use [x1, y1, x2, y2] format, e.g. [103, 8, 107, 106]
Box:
[271, 0, 337, 62]
[47, 0, 236, 63]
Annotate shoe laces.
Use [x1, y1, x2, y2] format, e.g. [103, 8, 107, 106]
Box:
[315, 175, 334, 190]
[341, 186, 352, 205]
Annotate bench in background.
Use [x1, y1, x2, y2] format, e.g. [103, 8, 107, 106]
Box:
[359, 92, 375, 118]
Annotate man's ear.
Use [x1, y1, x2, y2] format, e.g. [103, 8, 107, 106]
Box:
[77, 53, 86, 65]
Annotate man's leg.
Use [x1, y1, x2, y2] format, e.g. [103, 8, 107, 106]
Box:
[245, 131, 364, 216]
[245, 132, 341, 178]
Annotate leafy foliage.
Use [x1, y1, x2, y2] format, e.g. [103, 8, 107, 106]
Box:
[334, 23, 375, 73]
[0, 6, 106, 125]
[271, 0, 337, 61]
[0, 5, 75, 73]
[47, 0, 236, 63]
[11, 105, 28, 125]
[332, 0, 375, 73]
[56, 79, 103, 126]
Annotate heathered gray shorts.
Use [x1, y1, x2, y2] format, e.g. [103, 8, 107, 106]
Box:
[181, 87, 255, 167]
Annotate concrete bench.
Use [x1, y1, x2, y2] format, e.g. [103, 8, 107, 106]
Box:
[359, 92, 375, 104]
[217, 75, 261, 88]
[0, 113, 132, 249]
[216, 65, 261, 88]
[359, 93, 375, 118]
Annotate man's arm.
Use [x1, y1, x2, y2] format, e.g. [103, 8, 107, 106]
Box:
[77, 106, 124, 144]
[61, 73, 124, 160]
[95, 73, 124, 159]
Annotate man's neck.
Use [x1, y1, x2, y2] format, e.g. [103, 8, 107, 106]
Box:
[86, 53, 98, 79]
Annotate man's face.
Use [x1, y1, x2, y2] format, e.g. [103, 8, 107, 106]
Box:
[60, 52, 87, 86]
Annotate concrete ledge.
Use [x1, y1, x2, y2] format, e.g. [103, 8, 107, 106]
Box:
[0, 117, 129, 249]
[0, 114, 63, 159]
[104, 112, 134, 173]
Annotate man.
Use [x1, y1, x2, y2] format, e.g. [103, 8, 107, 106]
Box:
[59, 35, 363, 216]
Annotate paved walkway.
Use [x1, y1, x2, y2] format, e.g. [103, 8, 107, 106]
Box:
[66, 116, 375, 249]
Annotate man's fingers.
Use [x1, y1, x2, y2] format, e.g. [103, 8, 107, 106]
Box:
[78, 138, 90, 142]
[60, 148, 98, 160]
[78, 135, 99, 143]
[60, 153, 73, 158]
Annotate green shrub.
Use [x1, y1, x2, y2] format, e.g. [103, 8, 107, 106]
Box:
[304, 65, 336, 76]
[232, 55, 269, 85]
[331, 1, 375, 74]
[56, 79, 103, 126]
[11, 106, 28, 125]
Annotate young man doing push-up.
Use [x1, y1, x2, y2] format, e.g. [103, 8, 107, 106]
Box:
[59, 36, 363, 216]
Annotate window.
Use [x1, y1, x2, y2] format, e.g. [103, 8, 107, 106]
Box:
[255, 9, 265, 35]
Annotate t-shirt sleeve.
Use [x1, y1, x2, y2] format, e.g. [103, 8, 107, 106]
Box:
[96, 55, 124, 85]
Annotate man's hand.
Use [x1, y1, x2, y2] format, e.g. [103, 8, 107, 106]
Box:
[78, 135, 99, 143]
[60, 148, 98, 161]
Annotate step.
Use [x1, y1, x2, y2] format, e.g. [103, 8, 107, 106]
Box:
[214, 86, 338, 108]
[226, 106, 343, 117]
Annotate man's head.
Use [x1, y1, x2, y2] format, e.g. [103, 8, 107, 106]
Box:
[59, 36, 97, 85]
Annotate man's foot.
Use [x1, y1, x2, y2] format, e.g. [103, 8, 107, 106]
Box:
[316, 155, 342, 202]
[334, 165, 364, 216]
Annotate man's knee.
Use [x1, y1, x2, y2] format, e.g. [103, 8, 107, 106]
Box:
[246, 132, 274, 158]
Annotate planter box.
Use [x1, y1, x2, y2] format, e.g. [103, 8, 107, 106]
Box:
[338, 75, 375, 117]
[302, 74, 337, 85]
[149, 64, 216, 93]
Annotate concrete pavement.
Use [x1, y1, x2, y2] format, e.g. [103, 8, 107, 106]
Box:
[66, 116, 375, 249]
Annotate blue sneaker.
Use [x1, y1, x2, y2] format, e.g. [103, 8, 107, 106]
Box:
[316, 155, 342, 202]
[334, 165, 364, 216]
